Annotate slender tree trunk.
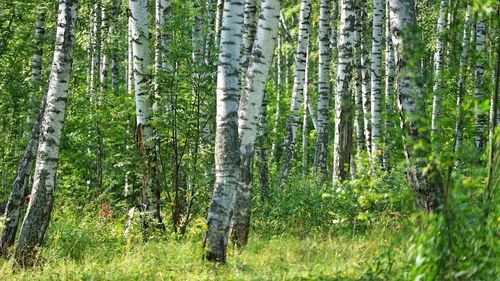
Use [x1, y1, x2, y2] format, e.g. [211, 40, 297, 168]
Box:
[271, 33, 282, 157]
[370, 0, 384, 164]
[127, 13, 134, 95]
[130, 0, 164, 236]
[14, 0, 78, 267]
[240, 0, 257, 76]
[332, 0, 355, 183]
[204, 0, 244, 262]
[430, 0, 448, 142]
[354, 6, 365, 153]
[280, 0, 312, 183]
[256, 92, 269, 202]
[231, 0, 279, 248]
[110, 0, 121, 93]
[389, 0, 442, 212]
[314, 0, 331, 179]
[28, 3, 46, 124]
[0, 92, 47, 257]
[214, 0, 224, 49]
[383, 0, 395, 170]
[302, 45, 310, 177]
[360, 4, 371, 156]
[453, 4, 472, 153]
[473, 18, 487, 152]
[155, 0, 171, 96]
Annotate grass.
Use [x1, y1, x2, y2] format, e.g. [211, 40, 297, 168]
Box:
[0, 211, 413, 280]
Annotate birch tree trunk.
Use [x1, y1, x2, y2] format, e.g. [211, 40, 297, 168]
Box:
[280, 0, 312, 182]
[370, 0, 383, 164]
[155, 0, 171, 97]
[302, 45, 310, 177]
[130, 0, 164, 235]
[332, 0, 355, 183]
[240, 0, 257, 75]
[360, 4, 371, 156]
[430, 0, 448, 142]
[110, 0, 121, 93]
[14, 0, 78, 267]
[204, 0, 244, 262]
[28, 3, 46, 122]
[389, 0, 442, 212]
[473, 18, 487, 152]
[354, 6, 365, 153]
[383, 0, 395, 170]
[314, 0, 331, 179]
[214, 0, 224, 49]
[0, 92, 47, 257]
[231, 0, 279, 248]
[271, 33, 282, 157]
[256, 91, 269, 202]
[453, 4, 472, 153]
[127, 14, 134, 95]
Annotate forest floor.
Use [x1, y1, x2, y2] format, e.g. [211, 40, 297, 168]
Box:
[0, 209, 413, 280]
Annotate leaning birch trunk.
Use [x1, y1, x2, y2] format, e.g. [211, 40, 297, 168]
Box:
[430, 0, 448, 142]
[389, 0, 442, 212]
[204, 0, 244, 262]
[28, 3, 46, 123]
[130, 0, 164, 235]
[453, 4, 472, 153]
[280, 0, 312, 183]
[332, 0, 355, 183]
[0, 92, 47, 257]
[240, 0, 257, 77]
[473, 18, 487, 152]
[14, 0, 78, 267]
[370, 0, 384, 164]
[230, 0, 279, 248]
[383, 0, 395, 170]
[313, 0, 331, 179]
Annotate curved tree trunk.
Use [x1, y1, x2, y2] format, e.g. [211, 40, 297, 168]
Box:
[314, 0, 331, 180]
[14, 0, 78, 267]
[130, 0, 164, 236]
[231, 0, 279, 248]
[280, 0, 312, 183]
[332, 0, 355, 183]
[204, 0, 244, 262]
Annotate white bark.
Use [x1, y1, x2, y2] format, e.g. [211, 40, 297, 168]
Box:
[370, 0, 384, 163]
[240, 0, 257, 74]
[354, 6, 365, 153]
[314, 0, 331, 179]
[430, 0, 448, 141]
[131, 0, 164, 233]
[473, 18, 487, 151]
[155, 0, 171, 96]
[453, 4, 472, 153]
[332, 0, 355, 183]
[231, 0, 279, 247]
[204, 0, 244, 262]
[14, 0, 78, 266]
[271, 33, 282, 157]
[281, 0, 312, 182]
[302, 45, 310, 177]
[383, 0, 395, 170]
[359, 4, 371, 156]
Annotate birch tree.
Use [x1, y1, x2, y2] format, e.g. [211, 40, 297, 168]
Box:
[14, 0, 78, 266]
[130, 0, 164, 235]
[353, 4, 365, 153]
[430, 0, 448, 142]
[332, 0, 355, 183]
[389, 0, 442, 211]
[360, 4, 371, 156]
[383, 0, 395, 169]
[453, 4, 472, 153]
[231, 0, 279, 248]
[281, 0, 311, 182]
[314, 0, 331, 179]
[473, 18, 487, 152]
[204, 0, 244, 262]
[370, 0, 383, 163]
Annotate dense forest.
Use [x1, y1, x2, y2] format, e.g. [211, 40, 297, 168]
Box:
[0, 0, 498, 279]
